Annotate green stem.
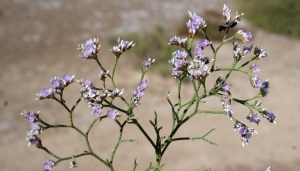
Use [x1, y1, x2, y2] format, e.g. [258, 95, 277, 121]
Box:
[167, 98, 178, 131]
[41, 147, 61, 159]
[237, 58, 255, 69]
[132, 119, 156, 149]
[197, 110, 226, 115]
[171, 128, 217, 146]
[85, 118, 99, 152]
[111, 56, 119, 89]
[109, 120, 125, 166]
[52, 96, 70, 113]
[55, 151, 90, 163]
[214, 67, 248, 74]
[177, 79, 182, 109]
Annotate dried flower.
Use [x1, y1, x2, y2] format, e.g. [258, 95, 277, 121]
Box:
[253, 46, 269, 59]
[99, 70, 109, 80]
[69, 161, 77, 169]
[168, 36, 187, 48]
[143, 58, 155, 68]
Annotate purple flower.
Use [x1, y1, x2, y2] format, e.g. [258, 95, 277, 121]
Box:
[42, 159, 55, 171]
[132, 81, 148, 107]
[92, 105, 102, 117]
[30, 122, 43, 134]
[21, 110, 39, 123]
[138, 81, 148, 91]
[241, 127, 256, 147]
[221, 83, 231, 91]
[36, 88, 53, 100]
[26, 131, 42, 148]
[222, 101, 233, 119]
[133, 89, 145, 98]
[262, 109, 276, 124]
[110, 38, 135, 56]
[195, 46, 204, 58]
[77, 78, 93, 92]
[251, 75, 262, 88]
[187, 60, 210, 80]
[169, 50, 189, 78]
[198, 39, 211, 48]
[175, 59, 187, 69]
[143, 58, 155, 68]
[238, 126, 247, 135]
[187, 11, 207, 37]
[77, 38, 101, 59]
[50, 77, 63, 89]
[246, 113, 260, 125]
[170, 70, 182, 77]
[173, 50, 188, 59]
[233, 123, 257, 147]
[107, 109, 118, 120]
[250, 64, 260, 72]
[86, 88, 99, 98]
[62, 74, 75, 86]
[246, 31, 252, 40]
[235, 30, 252, 42]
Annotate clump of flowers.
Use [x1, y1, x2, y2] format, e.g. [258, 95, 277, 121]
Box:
[21, 4, 276, 171]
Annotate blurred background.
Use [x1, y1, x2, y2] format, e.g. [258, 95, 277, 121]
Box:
[1, 0, 300, 170]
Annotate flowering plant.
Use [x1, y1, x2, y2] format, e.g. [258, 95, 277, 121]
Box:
[21, 4, 276, 171]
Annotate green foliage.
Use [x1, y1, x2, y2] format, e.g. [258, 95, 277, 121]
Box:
[237, 0, 300, 38]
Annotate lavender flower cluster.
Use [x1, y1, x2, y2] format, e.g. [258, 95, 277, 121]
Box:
[21, 4, 277, 170]
[21, 35, 151, 170]
[168, 4, 276, 146]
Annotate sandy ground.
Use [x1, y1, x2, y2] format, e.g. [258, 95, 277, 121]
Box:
[1, 0, 300, 170]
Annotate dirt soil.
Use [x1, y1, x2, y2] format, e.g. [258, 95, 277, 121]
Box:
[1, 0, 300, 170]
